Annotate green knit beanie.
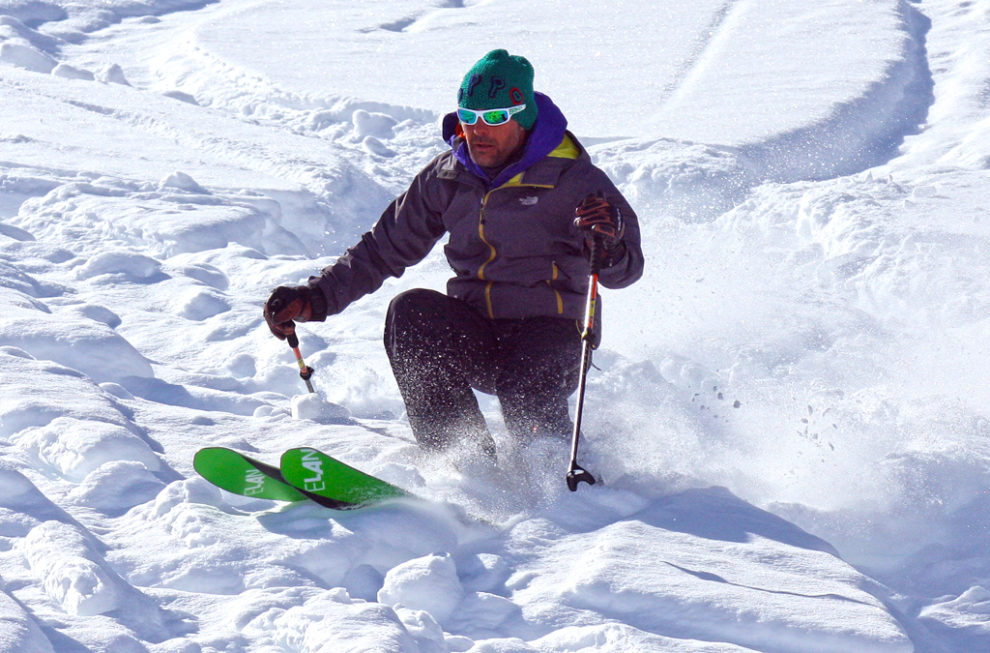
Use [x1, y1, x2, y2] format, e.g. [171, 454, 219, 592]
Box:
[457, 49, 538, 130]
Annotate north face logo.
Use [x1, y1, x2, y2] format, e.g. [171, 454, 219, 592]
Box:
[519, 196, 539, 206]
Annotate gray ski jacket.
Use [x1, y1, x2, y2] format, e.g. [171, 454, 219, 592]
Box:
[308, 94, 643, 323]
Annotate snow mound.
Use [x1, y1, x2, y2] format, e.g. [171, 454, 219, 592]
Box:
[0, 303, 154, 382]
[15, 416, 161, 482]
[291, 393, 350, 422]
[378, 553, 464, 624]
[23, 521, 121, 616]
[507, 490, 911, 653]
[0, 591, 53, 653]
[0, 38, 55, 72]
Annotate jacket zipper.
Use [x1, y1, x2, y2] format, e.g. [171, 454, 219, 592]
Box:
[477, 192, 498, 318]
[548, 261, 564, 314]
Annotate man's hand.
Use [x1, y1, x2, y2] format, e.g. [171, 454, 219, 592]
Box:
[263, 286, 313, 340]
[574, 195, 625, 264]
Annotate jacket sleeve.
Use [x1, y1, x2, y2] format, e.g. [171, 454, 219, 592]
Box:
[307, 159, 449, 319]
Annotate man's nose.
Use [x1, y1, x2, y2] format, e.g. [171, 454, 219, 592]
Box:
[466, 121, 491, 137]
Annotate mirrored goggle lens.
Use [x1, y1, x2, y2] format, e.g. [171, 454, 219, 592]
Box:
[457, 108, 480, 124]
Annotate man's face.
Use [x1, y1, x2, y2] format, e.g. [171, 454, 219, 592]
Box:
[462, 119, 526, 168]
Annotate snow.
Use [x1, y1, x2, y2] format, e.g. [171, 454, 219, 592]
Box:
[0, 0, 988, 650]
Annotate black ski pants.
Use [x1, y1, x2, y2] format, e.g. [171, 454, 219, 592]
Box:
[384, 288, 582, 454]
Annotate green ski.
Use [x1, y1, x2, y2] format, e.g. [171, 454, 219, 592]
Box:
[280, 447, 410, 507]
[193, 447, 360, 510]
[194, 447, 305, 502]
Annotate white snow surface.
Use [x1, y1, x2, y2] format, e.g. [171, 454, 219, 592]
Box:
[0, 0, 988, 651]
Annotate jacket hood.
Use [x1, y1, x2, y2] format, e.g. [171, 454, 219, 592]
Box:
[441, 92, 569, 188]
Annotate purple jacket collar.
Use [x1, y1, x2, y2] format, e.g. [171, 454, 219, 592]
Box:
[442, 92, 569, 189]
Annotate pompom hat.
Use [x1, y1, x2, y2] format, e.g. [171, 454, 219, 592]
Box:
[457, 49, 538, 130]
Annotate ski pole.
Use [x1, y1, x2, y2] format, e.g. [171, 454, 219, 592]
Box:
[285, 331, 315, 394]
[566, 238, 601, 491]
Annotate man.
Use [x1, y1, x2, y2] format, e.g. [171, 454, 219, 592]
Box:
[264, 49, 644, 459]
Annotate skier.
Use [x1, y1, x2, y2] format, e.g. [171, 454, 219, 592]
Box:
[264, 49, 644, 458]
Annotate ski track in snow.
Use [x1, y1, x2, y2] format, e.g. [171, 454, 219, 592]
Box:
[1, 0, 989, 651]
[653, 0, 740, 109]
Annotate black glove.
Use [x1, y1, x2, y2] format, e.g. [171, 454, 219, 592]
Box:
[574, 194, 625, 265]
[263, 285, 313, 340]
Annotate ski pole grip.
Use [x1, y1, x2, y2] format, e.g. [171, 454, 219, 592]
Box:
[286, 332, 299, 349]
[589, 237, 603, 275]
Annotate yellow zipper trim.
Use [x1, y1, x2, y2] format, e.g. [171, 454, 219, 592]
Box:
[547, 262, 564, 314]
[477, 193, 497, 282]
[484, 281, 495, 318]
[476, 191, 498, 317]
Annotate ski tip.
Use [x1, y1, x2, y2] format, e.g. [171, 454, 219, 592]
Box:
[193, 447, 309, 503]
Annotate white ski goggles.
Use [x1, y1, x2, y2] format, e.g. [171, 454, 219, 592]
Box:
[457, 104, 527, 126]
